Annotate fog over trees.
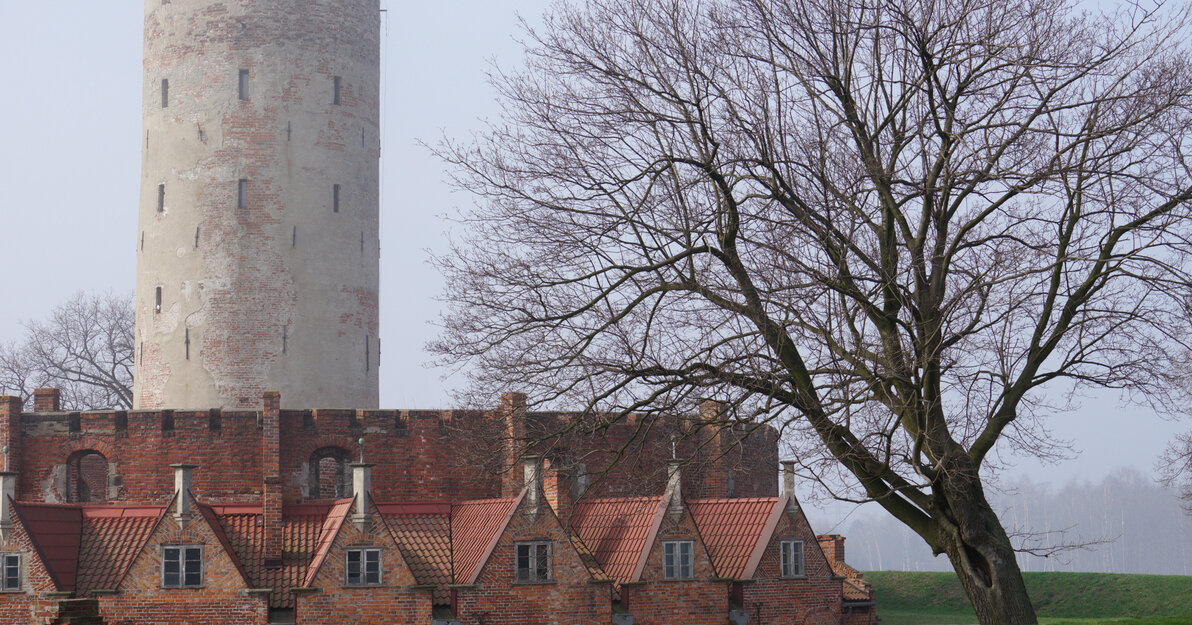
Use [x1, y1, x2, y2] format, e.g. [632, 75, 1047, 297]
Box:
[836, 469, 1192, 575]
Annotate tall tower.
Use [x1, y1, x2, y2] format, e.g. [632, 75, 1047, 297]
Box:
[134, 0, 381, 410]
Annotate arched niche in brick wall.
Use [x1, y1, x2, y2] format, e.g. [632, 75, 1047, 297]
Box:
[305, 447, 351, 500]
[65, 450, 120, 503]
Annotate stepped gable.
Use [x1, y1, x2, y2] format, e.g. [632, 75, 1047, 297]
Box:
[377, 503, 453, 603]
[568, 495, 665, 584]
[688, 497, 785, 580]
[450, 492, 524, 584]
[201, 500, 352, 609]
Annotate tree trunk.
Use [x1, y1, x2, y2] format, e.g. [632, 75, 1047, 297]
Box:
[935, 451, 1038, 625]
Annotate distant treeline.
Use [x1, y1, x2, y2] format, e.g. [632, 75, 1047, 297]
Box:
[841, 469, 1192, 574]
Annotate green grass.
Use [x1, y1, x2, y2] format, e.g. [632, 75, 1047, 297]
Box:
[866, 571, 1192, 625]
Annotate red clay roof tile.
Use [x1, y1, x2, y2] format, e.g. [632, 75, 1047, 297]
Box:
[451, 493, 523, 585]
[13, 503, 83, 591]
[205, 501, 351, 609]
[688, 497, 783, 580]
[76, 505, 167, 594]
[568, 496, 665, 584]
[378, 502, 452, 604]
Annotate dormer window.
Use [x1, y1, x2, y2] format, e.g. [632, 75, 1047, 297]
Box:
[780, 540, 804, 578]
[162, 545, 203, 588]
[1, 554, 19, 591]
[663, 540, 693, 580]
[345, 548, 381, 586]
[515, 541, 551, 582]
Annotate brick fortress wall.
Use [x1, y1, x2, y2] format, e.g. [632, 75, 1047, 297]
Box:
[0, 392, 778, 506]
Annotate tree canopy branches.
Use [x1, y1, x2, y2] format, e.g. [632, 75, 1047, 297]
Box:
[433, 0, 1192, 621]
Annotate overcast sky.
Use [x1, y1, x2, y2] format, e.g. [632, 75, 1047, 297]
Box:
[0, 2, 1186, 503]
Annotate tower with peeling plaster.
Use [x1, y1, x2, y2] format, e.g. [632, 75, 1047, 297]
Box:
[133, 0, 381, 410]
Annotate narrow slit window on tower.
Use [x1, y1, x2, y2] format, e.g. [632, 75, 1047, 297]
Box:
[157, 184, 165, 212]
[140, 231, 145, 251]
[194, 226, 200, 248]
[161, 79, 169, 108]
[238, 69, 249, 101]
[155, 287, 162, 314]
[185, 328, 190, 360]
[292, 226, 297, 248]
[365, 335, 370, 372]
[282, 326, 288, 354]
[237, 179, 248, 209]
[333, 76, 342, 105]
[333, 184, 340, 213]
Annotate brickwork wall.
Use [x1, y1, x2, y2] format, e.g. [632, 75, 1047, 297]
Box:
[11, 397, 777, 507]
[742, 510, 843, 625]
[16, 410, 263, 503]
[624, 509, 728, 625]
[96, 502, 267, 625]
[455, 499, 607, 625]
[295, 503, 432, 624]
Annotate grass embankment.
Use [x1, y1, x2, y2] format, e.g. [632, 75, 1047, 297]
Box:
[866, 571, 1192, 625]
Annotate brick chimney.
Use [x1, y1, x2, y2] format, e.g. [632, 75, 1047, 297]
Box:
[33, 388, 61, 412]
[543, 458, 572, 522]
[262, 391, 282, 566]
[697, 399, 731, 498]
[500, 392, 527, 497]
[817, 534, 846, 563]
[350, 462, 373, 531]
[0, 396, 22, 474]
[171, 464, 197, 523]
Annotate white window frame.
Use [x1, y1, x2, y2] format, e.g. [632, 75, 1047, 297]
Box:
[1, 554, 20, 591]
[162, 545, 203, 588]
[345, 548, 382, 586]
[514, 541, 552, 583]
[780, 540, 804, 578]
[663, 540, 694, 580]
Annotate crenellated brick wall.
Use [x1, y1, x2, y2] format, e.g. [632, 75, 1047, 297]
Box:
[0, 392, 779, 507]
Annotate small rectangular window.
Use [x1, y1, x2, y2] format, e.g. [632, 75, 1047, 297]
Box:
[155, 287, 162, 314]
[780, 540, 804, 578]
[238, 69, 249, 101]
[157, 184, 165, 212]
[345, 548, 381, 586]
[162, 546, 202, 588]
[515, 542, 551, 583]
[1, 554, 19, 591]
[237, 179, 248, 209]
[333, 76, 342, 105]
[663, 540, 693, 580]
[161, 79, 169, 108]
[333, 184, 341, 213]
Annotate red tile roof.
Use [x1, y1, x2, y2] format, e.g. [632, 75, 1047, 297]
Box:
[688, 497, 784, 580]
[568, 496, 665, 584]
[76, 506, 168, 593]
[451, 492, 523, 585]
[13, 502, 168, 594]
[302, 498, 353, 587]
[12, 502, 83, 591]
[203, 500, 353, 609]
[378, 502, 452, 603]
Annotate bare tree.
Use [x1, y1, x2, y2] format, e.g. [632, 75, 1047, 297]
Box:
[433, 0, 1192, 622]
[0, 292, 134, 410]
[1160, 433, 1192, 513]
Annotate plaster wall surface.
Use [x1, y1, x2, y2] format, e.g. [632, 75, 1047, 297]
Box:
[134, 0, 381, 410]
